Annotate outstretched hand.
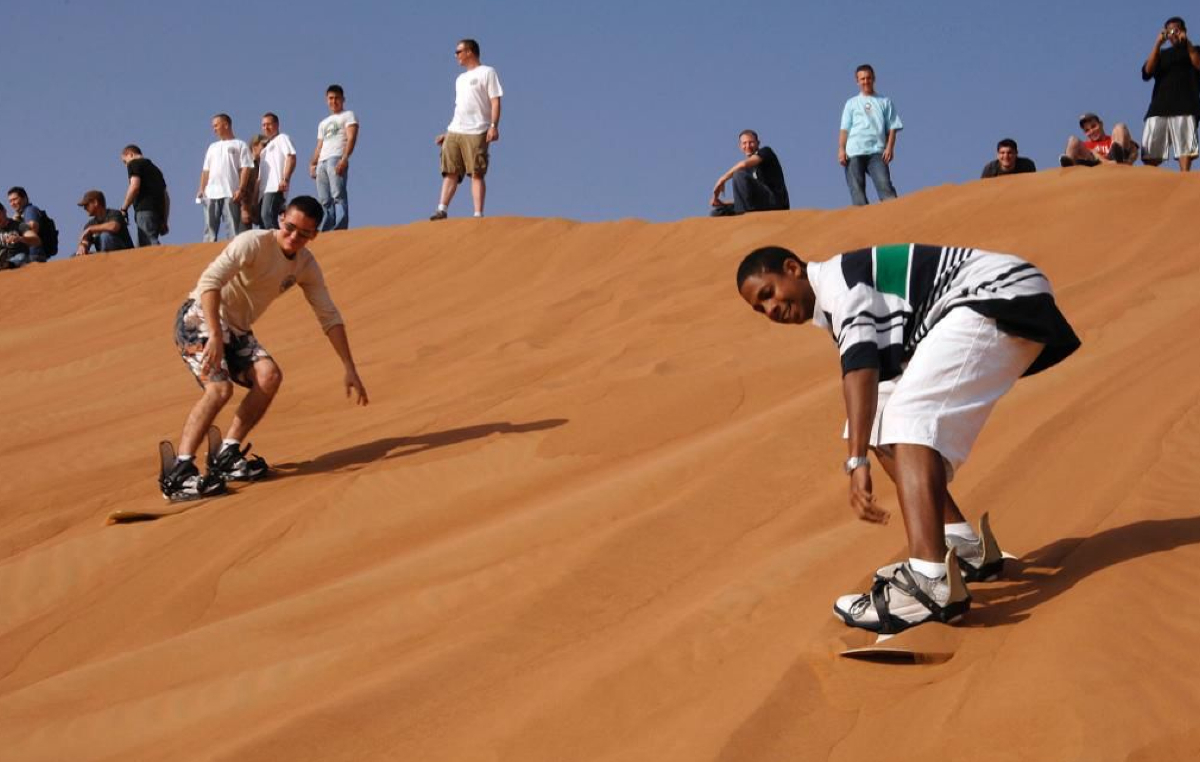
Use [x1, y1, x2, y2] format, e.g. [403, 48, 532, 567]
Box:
[345, 370, 369, 406]
[849, 467, 888, 524]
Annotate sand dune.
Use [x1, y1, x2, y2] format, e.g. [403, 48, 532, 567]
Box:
[2, 167, 1199, 761]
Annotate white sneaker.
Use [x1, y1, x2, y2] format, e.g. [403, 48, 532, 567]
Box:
[836, 550, 971, 634]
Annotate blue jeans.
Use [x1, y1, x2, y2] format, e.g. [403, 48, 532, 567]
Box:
[94, 231, 132, 252]
[845, 153, 897, 206]
[260, 192, 286, 230]
[314, 156, 348, 231]
[203, 198, 243, 242]
[731, 169, 784, 213]
[134, 209, 162, 246]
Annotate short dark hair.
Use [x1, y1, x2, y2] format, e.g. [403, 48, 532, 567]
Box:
[7, 186, 28, 200]
[286, 195, 325, 227]
[736, 246, 806, 290]
[855, 64, 875, 77]
[262, 112, 279, 124]
[213, 113, 232, 126]
[459, 38, 480, 56]
[326, 84, 344, 97]
[997, 138, 1018, 152]
[122, 144, 143, 156]
[739, 129, 760, 141]
[1166, 16, 1187, 31]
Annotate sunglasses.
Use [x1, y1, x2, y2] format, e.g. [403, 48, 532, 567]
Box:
[282, 220, 318, 240]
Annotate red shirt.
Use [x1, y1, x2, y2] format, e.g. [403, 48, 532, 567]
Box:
[1083, 135, 1113, 156]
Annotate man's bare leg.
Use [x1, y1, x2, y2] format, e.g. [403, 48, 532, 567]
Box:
[179, 381, 234, 456]
[1112, 123, 1139, 163]
[470, 174, 486, 215]
[1181, 155, 1193, 172]
[225, 359, 282, 443]
[438, 175, 460, 208]
[889, 443, 949, 562]
[871, 445, 965, 525]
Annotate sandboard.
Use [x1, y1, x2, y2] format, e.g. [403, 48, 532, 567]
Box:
[836, 622, 963, 664]
[105, 428, 226, 525]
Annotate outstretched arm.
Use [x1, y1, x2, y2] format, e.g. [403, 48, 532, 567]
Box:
[325, 323, 369, 405]
[843, 366, 888, 524]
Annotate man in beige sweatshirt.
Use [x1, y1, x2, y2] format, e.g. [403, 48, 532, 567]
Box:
[162, 194, 368, 500]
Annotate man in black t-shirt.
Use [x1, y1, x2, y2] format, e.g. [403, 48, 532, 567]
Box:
[981, 138, 1037, 178]
[75, 189, 133, 256]
[1141, 17, 1200, 171]
[120, 144, 170, 246]
[711, 130, 790, 216]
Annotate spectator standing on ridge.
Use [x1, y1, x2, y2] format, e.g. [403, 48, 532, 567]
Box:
[838, 64, 903, 206]
[6, 187, 47, 264]
[1060, 113, 1139, 166]
[1141, 17, 1200, 172]
[710, 129, 790, 216]
[75, 190, 133, 256]
[120, 145, 170, 247]
[240, 135, 267, 231]
[198, 114, 254, 241]
[309, 85, 358, 231]
[980, 139, 1037, 178]
[0, 204, 42, 270]
[259, 113, 297, 230]
[430, 38, 503, 221]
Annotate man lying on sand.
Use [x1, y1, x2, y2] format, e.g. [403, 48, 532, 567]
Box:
[160, 195, 369, 500]
[736, 243, 1080, 634]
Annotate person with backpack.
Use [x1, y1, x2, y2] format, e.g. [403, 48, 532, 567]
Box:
[0, 203, 42, 270]
[6, 186, 57, 263]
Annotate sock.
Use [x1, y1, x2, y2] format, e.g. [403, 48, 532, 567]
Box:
[909, 558, 947, 580]
[437, 204, 447, 212]
[222, 438, 240, 450]
[945, 522, 979, 542]
[177, 453, 195, 462]
[473, 212, 483, 217]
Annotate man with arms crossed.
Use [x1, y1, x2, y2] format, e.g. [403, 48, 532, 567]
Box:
[259, 113, 297, 230]
[120, 145, 170, 246]
[309, 85, 358, 231]
[736, 243, 1079, 634]
[1141, 17, 1200, 171]
[430, 38, 503, 220]
[160, 195, 369, 500]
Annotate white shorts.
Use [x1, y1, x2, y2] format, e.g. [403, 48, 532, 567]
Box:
[1141, 116, 1198, 161]
[843, 308, 1043, 480]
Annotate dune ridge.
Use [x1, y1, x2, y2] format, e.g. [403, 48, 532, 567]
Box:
[2, 167, 1199, 761]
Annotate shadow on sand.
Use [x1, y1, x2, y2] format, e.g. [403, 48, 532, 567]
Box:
[272, 418, 568, 478]
[969, 515, 1200, 626]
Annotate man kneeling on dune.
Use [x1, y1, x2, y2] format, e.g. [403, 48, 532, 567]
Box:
[161, 195, 369, 500]
[736, 243, 1080, 634]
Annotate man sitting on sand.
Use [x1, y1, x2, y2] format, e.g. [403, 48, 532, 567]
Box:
[1060, 113, 1139, 166]
[980, 138, 1037, 178]
[711, 129, 790, 216]
[75, 190, 133, 256]
[160, 195, 369, 500]
[736, 243, 1080, 634]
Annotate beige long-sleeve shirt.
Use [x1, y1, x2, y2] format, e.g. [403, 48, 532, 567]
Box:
[190, 230, 343, 335]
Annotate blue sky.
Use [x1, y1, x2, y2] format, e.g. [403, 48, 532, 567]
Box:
[4, 0, 1189, 249]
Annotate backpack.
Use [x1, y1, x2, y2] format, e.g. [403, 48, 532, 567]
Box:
[37, 211, 59, 258]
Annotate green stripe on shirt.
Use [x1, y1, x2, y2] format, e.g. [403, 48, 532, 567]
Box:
[874, 244, 911, 299]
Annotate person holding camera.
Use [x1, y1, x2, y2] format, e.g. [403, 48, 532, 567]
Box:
[1141, 16, 1200, 172]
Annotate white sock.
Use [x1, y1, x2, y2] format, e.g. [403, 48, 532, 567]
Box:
[908, 558, 947, 580]
[473, 211, 483, 217]
[945, 522, 979, 542]
[222, 438, 240, 449]
[437, 204, 447, 212]
[177, 453, 194, 462]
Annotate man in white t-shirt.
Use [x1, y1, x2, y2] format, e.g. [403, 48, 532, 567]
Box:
[430, 39, 503, 221]
[196, 113, 254, 242]
[308, 84, 359, 231]
[259, 112, 297, 230]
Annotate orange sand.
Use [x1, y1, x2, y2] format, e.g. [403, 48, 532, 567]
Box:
[2, 167, 1198, 761]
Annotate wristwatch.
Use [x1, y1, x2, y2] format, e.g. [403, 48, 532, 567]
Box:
[843, 456, 871, 474]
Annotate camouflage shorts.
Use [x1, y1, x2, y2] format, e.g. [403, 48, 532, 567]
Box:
[174, 299, 272, 389]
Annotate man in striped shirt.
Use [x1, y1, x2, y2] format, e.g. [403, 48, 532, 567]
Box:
[736, 243, 1080, 634]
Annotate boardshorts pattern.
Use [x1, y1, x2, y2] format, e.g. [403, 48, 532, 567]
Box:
[174, 299, 272, 389]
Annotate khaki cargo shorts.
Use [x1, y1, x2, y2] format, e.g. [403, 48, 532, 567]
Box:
[440, 131, 490, 178]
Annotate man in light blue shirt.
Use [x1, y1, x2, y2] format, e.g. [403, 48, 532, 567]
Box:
[838, 64, 903, 206]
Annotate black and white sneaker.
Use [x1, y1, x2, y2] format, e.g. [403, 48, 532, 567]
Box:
[208, 442, 270, 482]
[160, 458, 226, 502]
[836, 551, 971, 635]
